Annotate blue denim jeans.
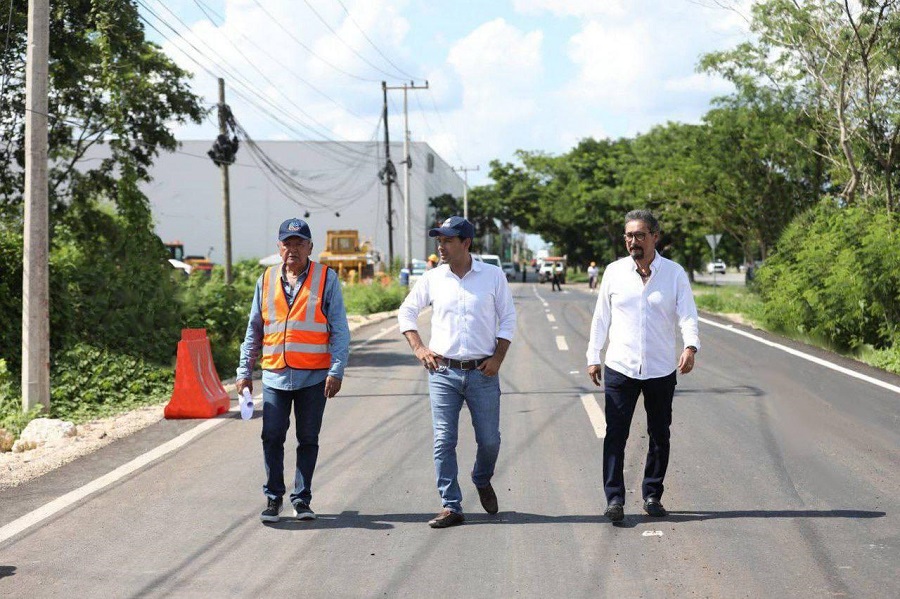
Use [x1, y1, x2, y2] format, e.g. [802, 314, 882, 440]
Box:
[428, 367, 502, 514]
[261, 381, 327, 506]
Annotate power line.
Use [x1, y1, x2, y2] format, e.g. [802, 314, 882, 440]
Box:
[136, 3, 378, 168]
[248, 0, 381, 83]
[189, 0, 372, 125]
[332, 0, 422, 81]
[300, 0, 406, 81]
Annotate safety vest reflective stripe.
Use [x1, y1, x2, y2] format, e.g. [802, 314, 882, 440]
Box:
[262, 343, 330, 355]
[263, 321, 329, 335]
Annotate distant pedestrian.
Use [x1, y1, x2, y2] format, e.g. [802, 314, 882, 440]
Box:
[587, 261, 599, 292]
[586, 209, 700, 523]
[236, 218, 351, 524]
[399, 216, 516, 529]
[521, 259, 527, 283]
[551, 263, 563, 292]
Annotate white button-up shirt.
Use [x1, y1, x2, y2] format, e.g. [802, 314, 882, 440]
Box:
[398, 258, 516, 359]
[586, 252, 700, 379]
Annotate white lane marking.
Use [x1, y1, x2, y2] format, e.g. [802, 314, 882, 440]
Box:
[699, 317, 900, 395]
[642, 530, 664, 537]
[580, 394, 606, 438]
[552, 326, 559, 330]
[0, 415, 229, 545]
[569, 370, 580, 374]
[556, 336, 569, 351]
[546, 314, 556, 322]
[1, 321, 404, 545]
[531, 285, 549, 307]
[355, 322, 400, 349]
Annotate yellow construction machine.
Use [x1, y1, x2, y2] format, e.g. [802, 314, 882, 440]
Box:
[317, 230, 376, 281]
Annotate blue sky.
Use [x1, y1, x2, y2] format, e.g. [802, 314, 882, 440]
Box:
[141, 0, 753, 186]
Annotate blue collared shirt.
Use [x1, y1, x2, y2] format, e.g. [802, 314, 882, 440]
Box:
[236, 262, 350, 390]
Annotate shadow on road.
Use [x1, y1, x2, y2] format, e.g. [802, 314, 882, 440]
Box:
[675, 385, 765, 397]
[264, 508, 885, 531]
[0, 566, 15, 580]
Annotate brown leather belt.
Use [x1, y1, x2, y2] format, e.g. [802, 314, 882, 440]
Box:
[440, 357, 486, 370]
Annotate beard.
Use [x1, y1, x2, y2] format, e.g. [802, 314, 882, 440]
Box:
[629, 246, 644, 259]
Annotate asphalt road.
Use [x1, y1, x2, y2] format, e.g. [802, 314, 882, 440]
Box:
[1, 280, 898, 598]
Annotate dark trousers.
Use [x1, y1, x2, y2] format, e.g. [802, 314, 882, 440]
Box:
[261, 381, 327, 505]
[551, 275, 562, 291]
[603, 366, 676, 505]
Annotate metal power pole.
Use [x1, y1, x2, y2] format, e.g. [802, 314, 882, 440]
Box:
[21, 0, 51, 413]
[385, 81, 428, 271]
[381, 82, 395, 267]
[218, 79, 233, 285]
[453, 165, 480, 221]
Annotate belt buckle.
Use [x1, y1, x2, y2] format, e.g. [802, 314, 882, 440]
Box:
[461, 359, 478, 370]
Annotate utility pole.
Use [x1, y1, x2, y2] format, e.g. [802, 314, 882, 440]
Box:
[453, 165, 480, 221]
[218, 79, 233, 285]
[21, 0, 50, 413]
[385, 81, 429, 272]
[207, 79, 238, 284]
[380, 82, 395, 267]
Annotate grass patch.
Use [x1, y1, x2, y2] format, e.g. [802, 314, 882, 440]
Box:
[692, 283, 766, 324]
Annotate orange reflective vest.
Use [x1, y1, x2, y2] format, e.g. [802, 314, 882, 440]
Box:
[260, 261, 331, 370]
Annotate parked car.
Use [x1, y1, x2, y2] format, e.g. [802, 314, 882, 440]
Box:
[706, 260, 726, 274]
[398, 258, 428, 284]
[501, 262, 517, 281]
[538, 261, 566, 284]
[479, 254, 502, 269]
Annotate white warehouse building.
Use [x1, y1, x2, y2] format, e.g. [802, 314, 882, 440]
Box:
[84, 140, 465, 265]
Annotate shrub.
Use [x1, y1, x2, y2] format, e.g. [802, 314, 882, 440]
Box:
[49, 344, 174, 423]
[343, 279, 408, 315]
[757, 200, 899, 351]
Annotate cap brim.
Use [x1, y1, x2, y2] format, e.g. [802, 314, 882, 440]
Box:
[428, 227, 458, 237]
[278, 233, 311, 241]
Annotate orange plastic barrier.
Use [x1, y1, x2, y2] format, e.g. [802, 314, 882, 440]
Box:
[164, 328, 231, 419]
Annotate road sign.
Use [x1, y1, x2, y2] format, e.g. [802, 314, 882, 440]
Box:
[705, 234, 722, 250]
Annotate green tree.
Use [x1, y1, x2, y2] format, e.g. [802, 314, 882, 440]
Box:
[702, 0, 900, 211]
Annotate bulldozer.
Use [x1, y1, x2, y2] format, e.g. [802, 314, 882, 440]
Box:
[317, 230, 376, 282]
[165, 241, 214, 276]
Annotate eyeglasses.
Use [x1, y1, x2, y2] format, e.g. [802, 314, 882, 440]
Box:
[624, 232, 650, 242]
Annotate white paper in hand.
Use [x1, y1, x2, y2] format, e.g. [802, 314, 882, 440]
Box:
[239, 388, 255, 420]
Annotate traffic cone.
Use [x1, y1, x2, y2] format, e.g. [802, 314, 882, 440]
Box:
[164, 329, 231, 419]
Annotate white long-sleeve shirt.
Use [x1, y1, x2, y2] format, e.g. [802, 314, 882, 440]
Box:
[586, 252, 700, 379]
[398, 259, 516, 359]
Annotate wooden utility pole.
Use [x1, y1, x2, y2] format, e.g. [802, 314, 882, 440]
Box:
[21, 0, 51, 413]
[218, 78, 233, 285]
[381, 81, 395, 267]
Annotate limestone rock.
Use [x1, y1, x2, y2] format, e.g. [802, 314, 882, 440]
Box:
[17, 418, 77, 447]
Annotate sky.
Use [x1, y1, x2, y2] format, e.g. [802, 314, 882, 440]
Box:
[139, 0, 754, 186]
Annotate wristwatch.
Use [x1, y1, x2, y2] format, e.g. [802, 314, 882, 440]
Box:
[686, 346, 698, 354]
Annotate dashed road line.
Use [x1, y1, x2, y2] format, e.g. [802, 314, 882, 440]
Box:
[580, 393, 606, 438]
[546, 314, 556, 322]
[556, 336, 569, 351]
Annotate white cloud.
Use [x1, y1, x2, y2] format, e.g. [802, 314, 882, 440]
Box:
[513, 0, 627, 18]
[564, 20, 655, 110]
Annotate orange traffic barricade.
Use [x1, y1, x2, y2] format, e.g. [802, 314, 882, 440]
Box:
[164, 328, 231, 419]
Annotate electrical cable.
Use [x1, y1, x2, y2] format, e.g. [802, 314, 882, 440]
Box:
[332, 0, 423, 81]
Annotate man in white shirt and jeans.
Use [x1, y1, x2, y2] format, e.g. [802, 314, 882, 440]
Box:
[587, 209, 700, 523]
[399, 216, 516, 529]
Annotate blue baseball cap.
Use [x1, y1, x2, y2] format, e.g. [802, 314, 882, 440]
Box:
[278, 218, 311, 241]
[429, 215, 475, 239]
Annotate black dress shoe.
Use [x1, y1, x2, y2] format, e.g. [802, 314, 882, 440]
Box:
[643, 497, 668, 517]
[476, 484, 499, 514]
[428, 508, 465, 529]
[604, 503, 624, 522]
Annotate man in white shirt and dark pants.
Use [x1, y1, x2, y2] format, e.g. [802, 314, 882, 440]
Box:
[587, 210, 700, 523]
[399, 216, 517, 529]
